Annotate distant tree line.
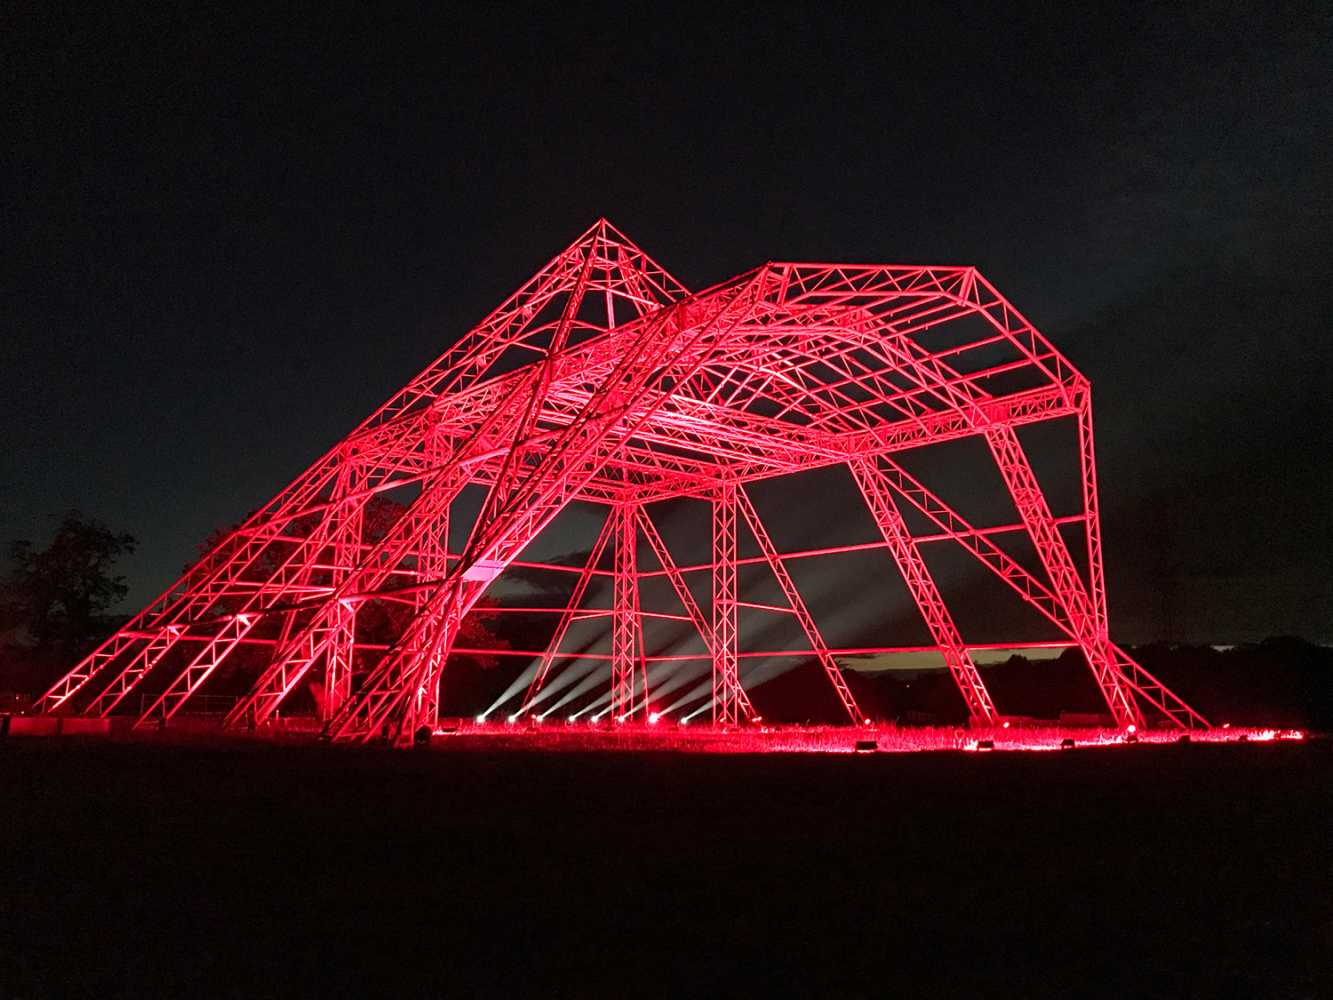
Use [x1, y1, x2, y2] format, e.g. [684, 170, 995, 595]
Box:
[836, 640, 1333, 732]
[0, 507, 507, 709]
[0, 511, 135, 695]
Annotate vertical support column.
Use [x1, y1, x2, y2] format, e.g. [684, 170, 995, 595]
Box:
[848, 458, 999, 725]
[323, 535, 361, 721]
[711, 482, 742, 725]
[1076, 392, 1108, 633]
[400, 594, 458, 741]
[611, 502, 639, 722]
[632, 563, 651, 717]
[637, 506, 755, 721]
[402, 430, 453, 733]
[984, 422, 1142, 728]
[413, 501, 451, 729]
[323, 460, 363, 722]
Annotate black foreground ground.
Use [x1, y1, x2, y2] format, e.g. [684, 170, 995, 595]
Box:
[2, 739, 1331, 999]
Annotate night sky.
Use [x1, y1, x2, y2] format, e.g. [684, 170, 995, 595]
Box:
[5, 4, 1331, 645]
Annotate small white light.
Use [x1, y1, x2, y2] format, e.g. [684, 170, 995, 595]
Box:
[475, 715, 487, 724]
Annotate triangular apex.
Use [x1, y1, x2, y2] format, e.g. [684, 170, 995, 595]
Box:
[540, 216, 692, 312]
[361, 219, 691, 431]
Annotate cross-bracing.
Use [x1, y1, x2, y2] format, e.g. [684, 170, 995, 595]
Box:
[36, 220, 1209, 744]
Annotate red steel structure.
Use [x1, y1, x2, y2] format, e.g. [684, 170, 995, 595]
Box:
[36, 220, 1209, 743]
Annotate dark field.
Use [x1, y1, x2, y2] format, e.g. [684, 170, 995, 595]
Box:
[2, 740, 1331, 999]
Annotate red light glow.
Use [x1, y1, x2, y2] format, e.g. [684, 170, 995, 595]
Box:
[31, 219, 1224, 745]
[412, 721, 1305, 755]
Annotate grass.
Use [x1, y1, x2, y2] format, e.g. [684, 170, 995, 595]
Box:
[2, 737, 1330, 998]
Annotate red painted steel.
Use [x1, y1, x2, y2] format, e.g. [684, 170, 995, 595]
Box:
[35, 220, 1209, 742]
[711, 483, 743, 725]
[848, 457, 999, 725]
[611, 503, 642, 722]
[517, 513, 616, 716]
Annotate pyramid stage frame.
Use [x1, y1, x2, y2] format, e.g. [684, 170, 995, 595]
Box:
[35, 219, 1212, 746]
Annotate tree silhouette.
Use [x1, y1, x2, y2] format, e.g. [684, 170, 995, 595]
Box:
[0, 511, 136, 692]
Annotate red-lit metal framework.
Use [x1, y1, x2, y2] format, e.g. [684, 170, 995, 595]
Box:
[36, 220, 1210, 743]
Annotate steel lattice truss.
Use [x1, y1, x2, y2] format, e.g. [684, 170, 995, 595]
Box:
[37, 220, 1209, 743]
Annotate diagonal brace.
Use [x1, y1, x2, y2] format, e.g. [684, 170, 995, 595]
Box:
[733, 488, 866, 724]
[848, 457, 999, 724]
